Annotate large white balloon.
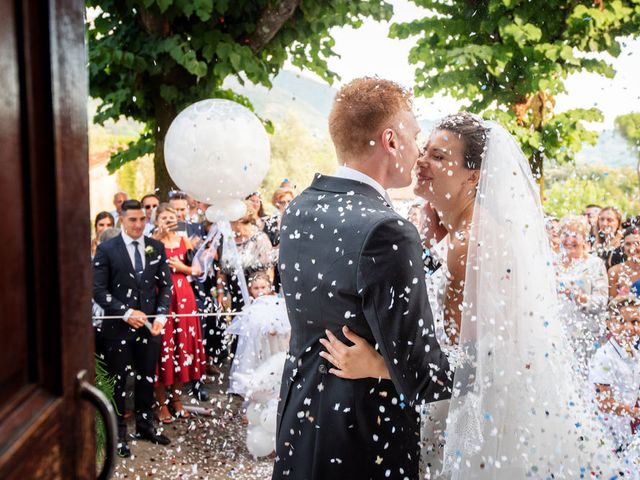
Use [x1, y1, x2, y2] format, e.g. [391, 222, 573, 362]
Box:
[205, 199, 247, 222]
[246, 425, 275, 458]
[164, 99, 270, 203]
[245, 402, 263, 426]
[259, 402, 278, 435]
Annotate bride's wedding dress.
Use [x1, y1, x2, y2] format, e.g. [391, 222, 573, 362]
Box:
[420, 240, 452, 479]
[424, 121, 624, 478]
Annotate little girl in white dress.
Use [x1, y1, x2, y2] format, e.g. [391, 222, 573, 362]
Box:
[227, 272, 291, 397]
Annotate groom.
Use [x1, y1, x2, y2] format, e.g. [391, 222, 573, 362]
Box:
[273, 78, 452, 479]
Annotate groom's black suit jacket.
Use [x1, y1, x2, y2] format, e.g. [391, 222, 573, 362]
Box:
[273, 175, 451, 480]
[93, 234, 172, 340]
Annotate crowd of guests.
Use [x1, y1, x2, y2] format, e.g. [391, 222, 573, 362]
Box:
[91, 184, 294, 458]
[521, 204, 640, 455]
[543, 204, 640, 454]
[404, 200, 640, 456]
[93, 187, 640, 460]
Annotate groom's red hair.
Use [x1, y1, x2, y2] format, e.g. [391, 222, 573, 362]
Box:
[329, 77, 412, 160]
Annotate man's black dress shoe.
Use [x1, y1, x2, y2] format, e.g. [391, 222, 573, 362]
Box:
[117, 439, 131, 458]
[196, 387, 209, 402]
[135, 427, 171, 446]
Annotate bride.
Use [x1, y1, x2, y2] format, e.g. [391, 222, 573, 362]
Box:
[319, 113, 626, 478]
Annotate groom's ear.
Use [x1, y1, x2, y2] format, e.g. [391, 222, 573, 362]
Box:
[381, 128, 396, 152]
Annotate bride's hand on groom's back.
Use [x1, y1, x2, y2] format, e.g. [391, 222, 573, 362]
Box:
[319, 326, 390, 380]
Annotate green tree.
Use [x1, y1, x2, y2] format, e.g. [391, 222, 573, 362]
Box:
[615, 112, 640, 188]
[260, 113, 337, 202]
[392, 0, 640, 188]
[544, 164, 640, 218]
[87, 0, 392, 195]
[116, 155, 155, 200]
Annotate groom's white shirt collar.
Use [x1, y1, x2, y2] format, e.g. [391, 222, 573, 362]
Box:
[121, 230, 145, 248]
[334, 165, 393, 208]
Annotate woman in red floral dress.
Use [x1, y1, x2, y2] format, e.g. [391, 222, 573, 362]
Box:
[153, 203, 206, 422]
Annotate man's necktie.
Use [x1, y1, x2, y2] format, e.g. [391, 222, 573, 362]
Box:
[131, 240, 143, 281]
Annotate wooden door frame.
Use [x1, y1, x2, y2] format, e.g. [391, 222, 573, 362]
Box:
[0, 0, 94, 477]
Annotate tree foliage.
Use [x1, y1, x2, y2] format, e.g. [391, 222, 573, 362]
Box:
[616, 112, 640, 154]
[260, 113, 337, 199]
[544, 163, 640, 218]
[87, 0, 392, 194]
[615, 111, 640, 191]
[116, 154, 155, 200]
[392, 0, 640, 179]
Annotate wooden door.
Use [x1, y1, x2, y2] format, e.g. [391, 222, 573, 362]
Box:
[0, 1, 115, 478]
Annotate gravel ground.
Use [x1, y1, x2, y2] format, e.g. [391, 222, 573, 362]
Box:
[112, 369, 274, 480]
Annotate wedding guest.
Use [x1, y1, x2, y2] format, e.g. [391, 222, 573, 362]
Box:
[92, 227, 120, 334]
[152, 203, 207, 422]
[546, 217, 561, 255]
[279, 178, 295, 190]
[186, 194, 199, 221]
[406, 201, 424, 231]
[200, 232, 229, 374]
[169, 191, 204, 241]
[93, 199, 172, 457]
[246, 192, 267, 230]
[623, 213, 640, 230]
[169, 191, 211, 400]
[110, 191, 128, 227]
[91, 211, 114, 258]
[557, 215, 609, 374]
[584, 204, 602, 226]
[99, 227, 120, 244]
[609, 227, 640, 298]
[195, 201, 210, 223]
[589, 296, 640, 451]
[227, 272, 290, 397]
[141, 193, 160, 236]
[584, 203, 602, 244]
[594, 206, 625, 269]
[219, 204, 276, 312]
[264, 187, 294, 247]
[188, 199, 210, 225]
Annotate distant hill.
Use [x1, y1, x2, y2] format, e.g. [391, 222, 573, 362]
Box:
[93, 69, 636, 168]
[223, 70, 336, 138]
[227, 71, 636, 168]
[575, 129, 637, 167]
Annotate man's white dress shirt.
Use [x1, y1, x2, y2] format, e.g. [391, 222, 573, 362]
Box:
[120, 231, 166, 326]
[334, 165, 394, 208]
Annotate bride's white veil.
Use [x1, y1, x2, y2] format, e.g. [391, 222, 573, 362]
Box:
[441, 120, 620, 478]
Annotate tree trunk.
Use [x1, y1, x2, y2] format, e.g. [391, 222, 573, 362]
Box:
[530, 150, 545, 202]
[249, 0, 301, 54]
[153, 96, 177, 199]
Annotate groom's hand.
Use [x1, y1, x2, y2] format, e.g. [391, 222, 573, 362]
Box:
[126, 309, 147, 329]
[150, 319, 164, 336]
[319, 326, 390, 380]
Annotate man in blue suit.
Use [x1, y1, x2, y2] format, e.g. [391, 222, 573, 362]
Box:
[93, 199, 173, 457]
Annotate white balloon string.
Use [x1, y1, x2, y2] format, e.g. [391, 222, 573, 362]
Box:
[193, 224, 223, 283]
[92, 311, 245, 320]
